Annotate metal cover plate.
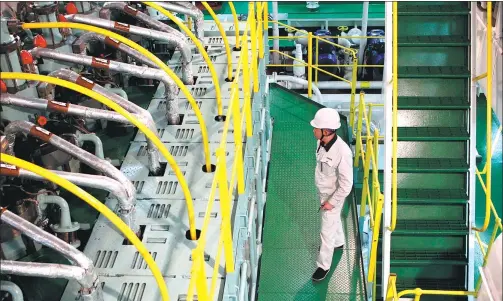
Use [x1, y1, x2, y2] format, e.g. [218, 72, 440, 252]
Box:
[61, 276, 223, 301]
[145, 98, 238, 123]
[169, 48, 252, 65]
[153, 79, 247, 100]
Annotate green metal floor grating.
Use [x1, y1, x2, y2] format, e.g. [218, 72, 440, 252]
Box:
[257, 84, 366, 301]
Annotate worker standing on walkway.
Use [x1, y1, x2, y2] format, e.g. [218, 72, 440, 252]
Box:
[310, 108, 353, 282]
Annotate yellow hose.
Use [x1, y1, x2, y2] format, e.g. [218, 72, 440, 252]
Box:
[228, 2, 241, 49]
[1, 72, 198, 243]
[0, 154, 169, 301]
[201, 2, 234, 80]
[142, 2, 224, 117]
[21, 21, 212, 173]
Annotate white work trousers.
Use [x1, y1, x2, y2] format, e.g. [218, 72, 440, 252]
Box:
[316, 201, 345, 270]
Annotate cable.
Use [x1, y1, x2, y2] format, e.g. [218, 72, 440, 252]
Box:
[0, 153, 169, 301]
[142, 2, 225, 118]
[1, 72, 198, 243]
[20, 21, 212, 174]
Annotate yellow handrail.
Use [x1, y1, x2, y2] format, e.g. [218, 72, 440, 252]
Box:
[257, 2, 264, 59]
[390, 1, 398, 232]
[21, 21, 213, 180]
[0, 154, 170, 301]
[473, 1, 493, 233]
[202, 1, 234, 81]
[228, 2, 241, 50]
[263, 2, 268, 31]
[0, 72, 199, 244]
[143, 2, 225, 117]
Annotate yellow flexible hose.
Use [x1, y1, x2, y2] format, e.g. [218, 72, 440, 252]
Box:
[1, 72, 198, 243]
[228, 2, 241, 49]
[142, 2, 224, 117]
[201, 2, 234, 80]
[21, 21, 212, 173]
[0, 154, 169, 301]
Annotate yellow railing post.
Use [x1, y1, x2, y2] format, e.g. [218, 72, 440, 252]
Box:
[232, 82, 245, 194]
[249, 3, 259, 93]
[202, 2, 234, 81]
[390, 1, 398, 232]
[228, 2, 241, 50]
[257, 2, 264, 59]
[315, 38, 319, 84]
[354, 92, 365, 166]
[242, 26, 253, 137]
[307, 32, 313, 98]
[349, 52, 358, 127]
[360, 139, 372, 217]
[368, 193, 384, 283]
[386, 274, 398, 301]
[193, 249, 209, 301]
[263, 2, 268, 31]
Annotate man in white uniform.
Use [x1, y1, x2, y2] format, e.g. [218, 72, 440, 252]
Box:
[310, 108, 353, 281]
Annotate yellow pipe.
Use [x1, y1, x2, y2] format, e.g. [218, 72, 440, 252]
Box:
[267, 35, 386, 39]
[368, 193, 383, 283]
[143, 2, 224, 117]
[250, 3, 259, 93]
[263, 2, 268, 31]
[307, 32, 313, 98]
[202, 2, 234, 80]
[0, 154, 169, 300]
[209, 235, 224, 299]
[390, 2, 398, 232]
[1, 72, 198, 243]
[228, 2, 241, 50]
[242, 25, 253, 137]
[21, 21, 213, 179]
[397, 289, 477, 299]
[472, 72, 487, 82]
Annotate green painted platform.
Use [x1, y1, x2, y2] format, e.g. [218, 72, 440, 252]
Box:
[257, 84, 366, 301]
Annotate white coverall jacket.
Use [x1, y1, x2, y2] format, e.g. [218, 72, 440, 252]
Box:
[315, 134, 353, 270]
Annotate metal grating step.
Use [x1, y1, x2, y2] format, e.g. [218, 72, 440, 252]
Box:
[386, 250, 468, 265]
[398, 66, 470, 78]
[398, 96, 469, 109]
[397, 158, 468, 173]
[398, 127, 469, 141]
[397, 4, 469, 15]
[398, 35, 469, 46]
[398, 188, 467, 204]
[393, 220, 468, 235]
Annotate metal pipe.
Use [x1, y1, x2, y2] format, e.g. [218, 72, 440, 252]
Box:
[3, 120, 137, 232]
[30, 48, 181, 125]
[37, 194, 76, 231]
[358, 2, 369, 68]
[272, 2, 279, 64]
[154, 2, 205, 42]
[101, 2, 186, 40]
[12, 168, 129, 211]
[273, 74, 324, 101]
[107, 87, 129, 100]
[238, 261, 249, 301]
[74, 32, 157, 68]
[64, 14, 194, 85]
[42, 69, 162, 175]
[0, 209, 101, 296]
[0, 281, 24, 301]
[76, 133, 105, 159]
[281, 79, 383, 89]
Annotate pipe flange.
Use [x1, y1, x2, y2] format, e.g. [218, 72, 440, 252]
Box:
[50, 221, 80, 233]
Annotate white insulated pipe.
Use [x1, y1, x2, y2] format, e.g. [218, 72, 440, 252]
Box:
[272, 2, 280, 64]
[36, 194, 77, 232]
[272, 75, 324, 101]
[76, 133, 105, 159]
[153, 1, 205, 42]
[358, 2, 369, 67]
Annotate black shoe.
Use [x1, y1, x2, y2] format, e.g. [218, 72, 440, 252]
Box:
[312, 267, 329, 281]
[335, 245, 344, 250]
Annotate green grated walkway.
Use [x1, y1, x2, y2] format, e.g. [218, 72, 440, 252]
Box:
[257, 84, 366, 301]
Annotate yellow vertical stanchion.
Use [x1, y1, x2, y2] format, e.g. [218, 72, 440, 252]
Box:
[368, 193, 384, 282]
[249, 3, 257, 93]
[360, 141, 372, 217]
[307, 32, 313, 98]
[263, 2, 268, 31]
[232, 82, 245, 194]
[349, 53, 358, 127]
[354, 92, 364, 166]
[242, 25, 253, 137]
[216, 148, 235, 272]
[257, 2, 264, 59]
[373, 128, 380, 216]
[195, 251, 208, 300]
[228, 2, 241, 50]
[315, 38, 319, 84]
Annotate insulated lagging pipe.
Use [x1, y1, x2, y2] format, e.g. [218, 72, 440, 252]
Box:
[0, 208, 103, 300]
[101, 2, 186, 41]
[0, 281, 24, 301]
[3, 120, 138, 233]
[153, 1, 205, 42]
[30, 48, 181, 125]
[0, 166, 130, 213]
[39, 68, 162, 175]
[36, 194, 79, 233]
[64, 14, 194, 85]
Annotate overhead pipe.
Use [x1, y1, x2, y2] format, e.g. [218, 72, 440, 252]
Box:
[73, 32, 157, 68]
[38, 69, 162, 175]
[30, 48, 181, 125]
[153, 2, 205, 42]
[64, 14, 194, 85]
[3, 120, 138, 233]
[272, 2, 280, 64]
[0, 209, 102, 300]
[101, 2, 186, 40]
[358, 2, 369, 68]
[269, 74, 324, 101]
[1, 167, 130, 212]
[0, 281, 24, 301]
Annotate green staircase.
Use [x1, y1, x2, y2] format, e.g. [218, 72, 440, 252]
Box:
[377, 2, 472, 299]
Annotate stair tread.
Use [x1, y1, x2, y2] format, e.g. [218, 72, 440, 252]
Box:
[398, 127, 469, 141]
[398, 96, 469, 109]
[394, 219, 468, 235]
[398, 35, 469, 46]
[398, 4, 469, 15]
[398, 188, 467, 203]
[398, 158, 468, 172]
[377, 279, 467, 291]
[398, 66, 470, 78]
[378, 250, 468, 265]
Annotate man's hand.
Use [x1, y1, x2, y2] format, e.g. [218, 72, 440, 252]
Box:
[321, 202, 334, 211]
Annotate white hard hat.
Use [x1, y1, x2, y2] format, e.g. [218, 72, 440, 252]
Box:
[310, 108, 341, 130]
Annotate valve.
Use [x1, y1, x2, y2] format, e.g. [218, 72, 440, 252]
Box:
[0, 80, 7, 93]
[57, 14, 71, 37]
[33, 34, 47, 48]
[65, 2, 78, 15]
[19, 50, 38, 74]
